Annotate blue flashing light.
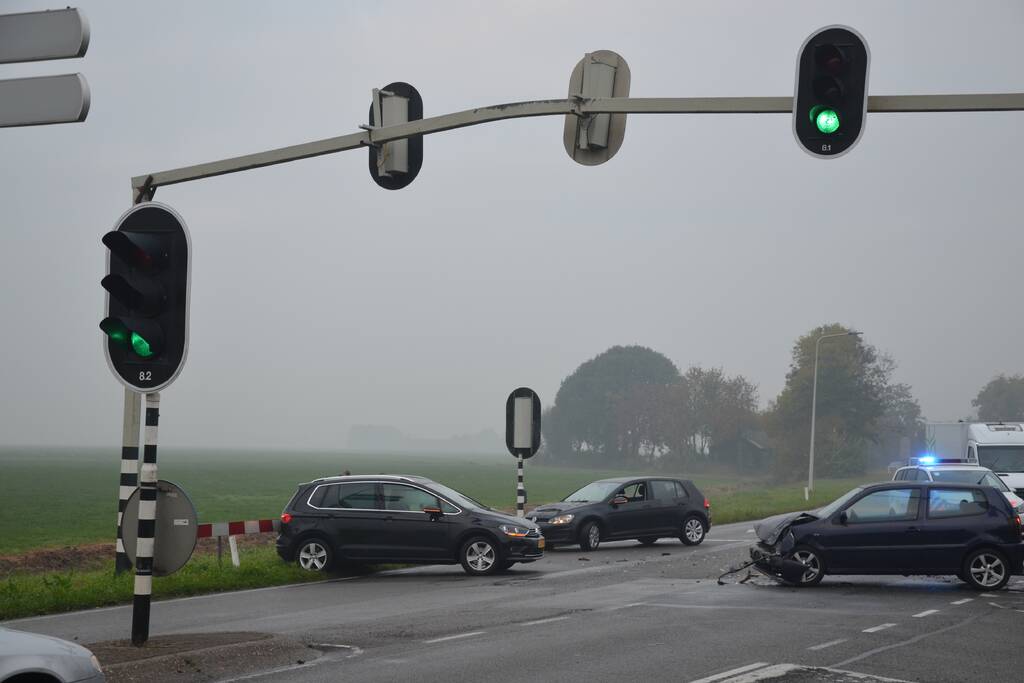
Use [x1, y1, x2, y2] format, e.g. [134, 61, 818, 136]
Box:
[918, 455, 936, 465]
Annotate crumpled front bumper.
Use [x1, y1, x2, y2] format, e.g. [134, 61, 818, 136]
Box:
[749, 543, 808, 584]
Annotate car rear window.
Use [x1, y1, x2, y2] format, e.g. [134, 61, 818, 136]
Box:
[311, 482, 380, 509]
[651, 480, 678, 500]
[928, 488, 988, 518]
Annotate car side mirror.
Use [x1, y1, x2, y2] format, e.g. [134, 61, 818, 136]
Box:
[422, 506, 443, 516]
[837, 511, 848, 525]
[611, 495, 628, 506]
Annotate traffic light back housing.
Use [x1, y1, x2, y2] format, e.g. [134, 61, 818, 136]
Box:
[793, 26, 870, 158]
[101, 202, 190, 393]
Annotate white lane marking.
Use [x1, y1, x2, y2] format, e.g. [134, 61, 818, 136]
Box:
[950, 598, 973, 605]
[807, 638, 847, 651]
[746, 529, 755, 533]
[519, 616, 571, 626]
[862, 623, 897, 633]
[600, 602, 645, 611]
[704, 539, 750, 542]
[689, 662, 771, 683]
[423, 631, 485, 644]
[980, 593, 998, 598]
[912, 610, 939, 617]
[989, 602, 1005, 609]
[310, 644, 363, 655]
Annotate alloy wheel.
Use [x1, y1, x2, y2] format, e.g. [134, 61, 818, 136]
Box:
[684, 518, 704, 543]
[298, 542, 328, 571]
[969, 552, 1006, 588]
[791, 549, 821, 583]
[466, 541, 496, 572]
[587, 524, 601, 549]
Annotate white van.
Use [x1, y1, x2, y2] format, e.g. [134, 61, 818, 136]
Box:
[924, 422, 1024, 497]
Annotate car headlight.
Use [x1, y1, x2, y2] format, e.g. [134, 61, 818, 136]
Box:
[549, 513, 574, 525]
[90, 654, 103, 673]
[500, 524, 531, 537]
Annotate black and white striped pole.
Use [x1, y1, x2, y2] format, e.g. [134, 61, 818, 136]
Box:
[505, 388, 541, 518]
[516, 456, 526, 517]
[115, 389, 141, 574]
[131, 392, 160, 646]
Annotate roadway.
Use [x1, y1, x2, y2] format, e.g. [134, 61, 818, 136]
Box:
[7, 520, 1023, 682]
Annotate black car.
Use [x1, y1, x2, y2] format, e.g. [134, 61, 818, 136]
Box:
[751, 481, 1024, 590]
[276, 475, 544, 576]
[528, 477, 711, 550]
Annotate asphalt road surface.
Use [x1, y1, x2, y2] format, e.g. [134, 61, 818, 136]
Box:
[7, 520, 1023, 682]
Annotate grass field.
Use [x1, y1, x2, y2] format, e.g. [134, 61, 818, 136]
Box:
[0, 446, 879, 555]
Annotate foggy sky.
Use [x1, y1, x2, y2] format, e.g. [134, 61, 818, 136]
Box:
[1, 1, 1022, 450]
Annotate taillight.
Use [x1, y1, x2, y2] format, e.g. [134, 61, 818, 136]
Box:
[280, 513, 292, 524]
[1014, 514, 1022, 540]
[704, 498, 711, 509]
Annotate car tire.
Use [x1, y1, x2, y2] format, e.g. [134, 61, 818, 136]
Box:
[460, 536, 501, 576]
[579, 521, 602, 551]
[962, 548, 1011, 590]
[787, 545, 825, 587]
[680, 516, 706, 546]
[638, 537, 659, 546]
[296, 537, 333, 572]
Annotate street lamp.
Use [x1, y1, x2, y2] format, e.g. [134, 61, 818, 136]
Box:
[807, 330, 863, 498]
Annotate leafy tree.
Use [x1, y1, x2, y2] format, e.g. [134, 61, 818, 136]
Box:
[972, 374, 1024, 421]
[766, 324, 913, 478]
[660, 367, 759, 468]
[542, 345, 680, 464]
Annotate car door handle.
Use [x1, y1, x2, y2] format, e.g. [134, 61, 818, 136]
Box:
[906, 526, 921, 532]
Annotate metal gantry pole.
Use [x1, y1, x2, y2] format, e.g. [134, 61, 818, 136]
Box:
[131, 391, 160, 646]
[115, 388, 141, 574]
[129, 93, 1024, 198]
[516, 455, 526, 518]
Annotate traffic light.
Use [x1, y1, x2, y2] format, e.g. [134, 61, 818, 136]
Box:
[793, 26, 870, 158]
[367, 81, 423, 190]
[100, 202, 191, 392]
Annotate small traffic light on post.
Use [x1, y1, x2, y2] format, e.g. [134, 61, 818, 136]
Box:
[367, 82, 423, 190]
[100, 202, 190, 393]
[793, 26, 870, 158]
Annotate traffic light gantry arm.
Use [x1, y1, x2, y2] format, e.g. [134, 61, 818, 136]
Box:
[130, 92, 1024, 198]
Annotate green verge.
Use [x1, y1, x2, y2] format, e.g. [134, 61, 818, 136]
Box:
[1, 473, 879, 621]
[0, 546, 336, 621]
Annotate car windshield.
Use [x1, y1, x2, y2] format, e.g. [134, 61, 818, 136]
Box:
[815, 487, 865, 518]
[929, 469, 1010, 491]
[978, 446, 1024, 473]
[426, 482, 488, 510]
[563, 481, 621, 503]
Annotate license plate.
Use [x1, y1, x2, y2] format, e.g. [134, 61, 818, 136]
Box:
[538, 538, 545, 549]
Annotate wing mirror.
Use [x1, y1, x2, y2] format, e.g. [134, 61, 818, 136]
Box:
[422, 506, 443, 516]
[611, 495, 628, 506]
[837, 511, 848, 525]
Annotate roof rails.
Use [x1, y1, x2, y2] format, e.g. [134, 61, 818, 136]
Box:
[308, 474, 415, 484]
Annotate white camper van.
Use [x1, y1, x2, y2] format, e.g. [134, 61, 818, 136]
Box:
[924, 422, 1024, 496]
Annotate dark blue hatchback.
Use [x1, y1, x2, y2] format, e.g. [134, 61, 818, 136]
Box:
[751, 481, 1024, 590]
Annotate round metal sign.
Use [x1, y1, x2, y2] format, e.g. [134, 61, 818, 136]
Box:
[122, 480, 198, 576]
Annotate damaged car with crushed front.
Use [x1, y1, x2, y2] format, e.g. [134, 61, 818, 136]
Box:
[750, 482, 1024, 590]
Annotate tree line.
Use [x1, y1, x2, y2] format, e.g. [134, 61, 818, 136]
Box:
[540, 326, 1024, 479]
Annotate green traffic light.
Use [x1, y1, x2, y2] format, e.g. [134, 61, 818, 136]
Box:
[131, 332, 154, 358]
[815, 108, 840, 134]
